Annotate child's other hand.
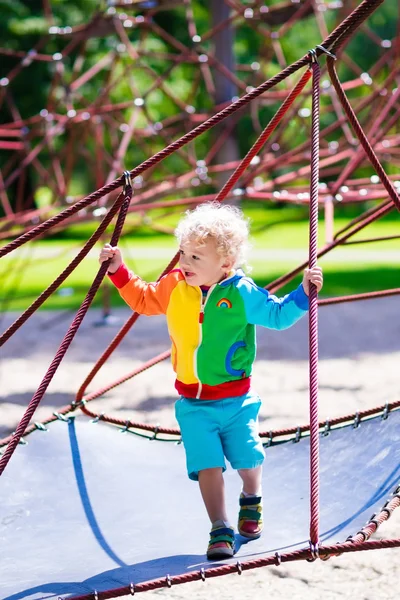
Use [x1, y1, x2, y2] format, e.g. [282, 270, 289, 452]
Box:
[99, 244, 122, 274]
[302, 266, 323, 296]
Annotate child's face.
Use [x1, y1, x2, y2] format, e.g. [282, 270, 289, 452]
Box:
[179, 237, 233, 287]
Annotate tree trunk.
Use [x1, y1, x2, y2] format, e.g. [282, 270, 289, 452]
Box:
[211, 0, 240, 197]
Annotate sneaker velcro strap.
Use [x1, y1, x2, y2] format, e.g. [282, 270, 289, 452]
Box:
[239, 495, 262, 506]
[210, 527, 234, 538]
[239, 508, 262, 521]
[209, 534, 234, 545]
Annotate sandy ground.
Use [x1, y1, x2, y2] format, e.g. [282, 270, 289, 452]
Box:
[1, 297, 400, 599]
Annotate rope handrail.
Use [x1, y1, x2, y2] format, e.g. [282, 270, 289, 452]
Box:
[307, 57, 321, 549]
[0, 181, 133, 476]
[318, 288, 400, 306]
[2, 397, 400, 449]
[62, 535, 400, 599]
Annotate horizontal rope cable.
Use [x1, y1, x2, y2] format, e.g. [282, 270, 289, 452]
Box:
[67, 536, 400, 599]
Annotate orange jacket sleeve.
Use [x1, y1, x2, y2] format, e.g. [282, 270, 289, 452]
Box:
[108, 263, 181, 316]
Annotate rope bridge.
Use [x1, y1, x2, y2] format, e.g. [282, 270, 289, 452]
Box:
[1, 0, 400, 598]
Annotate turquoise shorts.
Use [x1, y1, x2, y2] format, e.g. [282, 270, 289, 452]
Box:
[175, 391, 265, 481]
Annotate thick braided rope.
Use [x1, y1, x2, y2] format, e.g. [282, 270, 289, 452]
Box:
[327, 57, 400, 212]
[327, 0, 384, 56]
[81, 349, 170, 413]
[2, 398, 400, 449]
[76, 68, 312, 406]
[0, 190, 130, 346]
[319, 288, 400, 306]
[267, 200, 394, 294]
[259, 402, 400, 440]
[343, 233, 400, 246]
[308, 60, 321, 548]
[66, 537, 400, 599]
[241, 63, 400, 190]
[333, 198, 393, 240]
[0, 185, 132, 476]
[328, 86, 400, 199]
[213, 68, 312, 202]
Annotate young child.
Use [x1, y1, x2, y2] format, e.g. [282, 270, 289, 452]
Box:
[99, 202, 323, 560]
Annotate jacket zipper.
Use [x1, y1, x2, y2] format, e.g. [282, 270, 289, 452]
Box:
[194, 284, 216, 399]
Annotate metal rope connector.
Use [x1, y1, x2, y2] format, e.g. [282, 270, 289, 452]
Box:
[12, 433, 27, 445]
[150, 425, 160, 441]
[307, 541, 320, 562]
[308, 48, 318, 64]
[381, 401, 390, 420]
[123, 170, 132, 193]
[119, 420, 131, 434]
[265, 430, 273, 448]
[323, 419, 331, 436]
[70, 399, 86, 411]
[91, 412, 105, 424]
[293, 426, 302, 443]
[52, 412, 71, 423]
[316, 45, 337, 60]
[34, 422, 48, 432]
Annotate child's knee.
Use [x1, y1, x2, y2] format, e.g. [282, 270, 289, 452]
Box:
[238, 465, 262, 476]
[198, 467, 224, 479]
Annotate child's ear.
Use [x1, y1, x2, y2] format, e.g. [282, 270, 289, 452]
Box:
[222, 257, 234, 271]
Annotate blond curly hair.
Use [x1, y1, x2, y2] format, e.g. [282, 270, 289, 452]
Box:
[175, 202, 251, 270]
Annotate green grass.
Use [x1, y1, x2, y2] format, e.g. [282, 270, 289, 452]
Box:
[13, 202, 399, 248]
[1, 204, 398, 312]
[1, 255, 398, 312]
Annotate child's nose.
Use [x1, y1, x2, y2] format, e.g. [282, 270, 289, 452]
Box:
[180, 256, 190, 267]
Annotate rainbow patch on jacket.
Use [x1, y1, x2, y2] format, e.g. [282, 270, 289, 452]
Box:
[216, 298, 232, 309]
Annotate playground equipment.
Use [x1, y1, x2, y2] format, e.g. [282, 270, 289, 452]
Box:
[1, 0, 400, 598]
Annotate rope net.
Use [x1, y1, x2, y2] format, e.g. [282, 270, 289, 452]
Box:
[0, 0, 399, 237]
[1, 0, 400, 595]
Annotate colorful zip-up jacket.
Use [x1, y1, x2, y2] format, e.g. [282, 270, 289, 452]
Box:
[109, 264, 309, 400]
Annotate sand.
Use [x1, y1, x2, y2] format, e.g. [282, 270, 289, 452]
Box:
[1, 296, 399, 599]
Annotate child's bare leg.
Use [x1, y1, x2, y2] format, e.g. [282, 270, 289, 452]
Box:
[198, 467, 229, 523]
[238, 465, 262, 494]
[200, 468, 235, 559]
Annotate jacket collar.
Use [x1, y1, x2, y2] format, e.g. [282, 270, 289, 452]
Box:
[219, 268, 245, 287]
